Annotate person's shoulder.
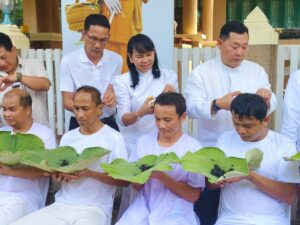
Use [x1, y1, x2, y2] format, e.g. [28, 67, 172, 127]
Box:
[137, 131, 157, 145]
[0, 125, 12, 132]
[104, 49, 122, 61]
[102, 125, 124, 142]
[31, 123, 55, 136]
[191, 58, 216, 74]
[289, 70, 300, 83]
[182, 133, 203, 150]
[114, 71, 131, 85]
[218, 130, 236, 142]
[242, 60, 264, 71]
[61, 48, 81, 63]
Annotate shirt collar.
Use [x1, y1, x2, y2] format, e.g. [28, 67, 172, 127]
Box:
[216, 54, 242, 73]
[79, 47, 109, 67]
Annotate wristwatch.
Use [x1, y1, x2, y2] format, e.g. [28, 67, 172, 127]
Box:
[16, 72, 22, 83]
[212, 99, 221, 112]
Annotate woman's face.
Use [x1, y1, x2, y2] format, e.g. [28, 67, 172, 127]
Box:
[128, 49, 155, 73]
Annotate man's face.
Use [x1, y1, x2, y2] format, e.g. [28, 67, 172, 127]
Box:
[154, 104, 186, 140]
[0, 46, 17, 74]
[73, 92, 102, 130]
[232, 113, 268, 142]
[218, 32, 249, 68]
[2, 95, 31, 128]
[83, 25, 109, 60]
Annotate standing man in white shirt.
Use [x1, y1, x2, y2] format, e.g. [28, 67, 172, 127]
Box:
[212, 93, 299, 225]
[0, 88, 56, 225]
[184, 20, 277, 225]
[12, 85, 128, 225]
[0, 32, 51, 126]
[281, 70, 300, 150]
[60, 14, 122, 131]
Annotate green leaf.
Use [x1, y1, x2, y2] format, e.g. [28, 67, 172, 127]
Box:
[246, 148, 264, 170]
[102, 152, 180, 184]
[283, 151, 300, 161]
[21, 146, 110, 173]
[0, 131, 45, 165]
[181, 147, 263, 183]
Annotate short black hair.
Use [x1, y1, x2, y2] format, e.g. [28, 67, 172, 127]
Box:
[84, 14, 110, 31]
[154, 92, 186, 117]
[230, 93, 267, 122]
[219, 20, 248, 40]
[127, 33, 160, 88]
[75, 85, 102, 106]
[0, 32, 13, 51]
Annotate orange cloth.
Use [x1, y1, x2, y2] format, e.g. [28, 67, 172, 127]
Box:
[102, 0, 144, 73]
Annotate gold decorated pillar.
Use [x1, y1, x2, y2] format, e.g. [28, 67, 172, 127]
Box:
[183, 0, 198, 34]
[202, 0, 214, 40]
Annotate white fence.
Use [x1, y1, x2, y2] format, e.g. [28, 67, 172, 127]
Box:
[20, 46, 300, 136]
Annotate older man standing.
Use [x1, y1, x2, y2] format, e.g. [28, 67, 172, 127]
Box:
[0, 89, 56, 225]
[184, 20, 277, 225]
[60, 14, 122, 130]
[0, 32, 51, 126]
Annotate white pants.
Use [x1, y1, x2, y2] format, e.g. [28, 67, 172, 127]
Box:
[0, 193, 27, 225]
[11, 202, 110, 225]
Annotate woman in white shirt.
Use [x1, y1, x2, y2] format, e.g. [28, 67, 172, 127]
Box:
[114, 33, 178, 155]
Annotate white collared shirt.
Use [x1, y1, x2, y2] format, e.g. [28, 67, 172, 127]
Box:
[281, 70, 300, 150]
[184, 56, 277, 147]
[114, 68, 178, 154]
[0, 57, 49, 126]
[60, 47, 122, 118]
[0, 123, 57, 213]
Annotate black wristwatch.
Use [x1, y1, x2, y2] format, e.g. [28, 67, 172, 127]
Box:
[212, 99, 221, 112]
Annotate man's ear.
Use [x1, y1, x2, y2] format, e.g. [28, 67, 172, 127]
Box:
[263, 116, 270, 127]
[180, 112, 187, 122]
[216, 38, 223, 49]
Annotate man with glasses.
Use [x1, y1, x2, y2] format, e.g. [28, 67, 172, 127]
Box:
[60, 14, 122, 131]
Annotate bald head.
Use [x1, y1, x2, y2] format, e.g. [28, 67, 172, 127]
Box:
[3, 89, 32, 108]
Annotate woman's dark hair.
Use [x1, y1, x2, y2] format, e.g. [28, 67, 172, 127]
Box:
[127, 34, 160, 88]
[230, 93, 267, 122]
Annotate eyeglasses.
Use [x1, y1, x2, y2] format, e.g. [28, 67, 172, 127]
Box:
[85, 32, 109, 45]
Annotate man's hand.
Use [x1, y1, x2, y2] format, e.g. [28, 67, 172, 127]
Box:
[0, 74, 17, 92]
[104, 0, 122, 14]
[51, 172, 81, 183]
[102, 88, 116, 108]
[215, 91, 241, 110]
[150, 171, 165, 180]
[162, 84, 176, 93]
[0, 163, 14, 176]
[256, 88, 271, 108]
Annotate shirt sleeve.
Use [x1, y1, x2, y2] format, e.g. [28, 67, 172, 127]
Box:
[109, 54, 123, 85]
[184, 66, 212, 120]
[43, 130, 57, 149]
[281, 70, 300, 143]
[108, 134, 128, 162]
[277, 138, 300, 183]
[29, 59, 48, 78]
[165, 69, 179, 92]
[114, 75, 132, 125]
[258, 67, 277, 114]
[60, 57, 75, 93]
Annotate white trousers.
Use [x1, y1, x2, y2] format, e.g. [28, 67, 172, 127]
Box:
[0, 193, 27, 225]
[11, 202, 110, 225]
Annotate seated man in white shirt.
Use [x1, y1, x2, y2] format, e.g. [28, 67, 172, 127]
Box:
[116, 92, 205, 225]
[212, 93, 300, 225]
[0, 89, 57, 225]
[12, 85, 128, 225]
